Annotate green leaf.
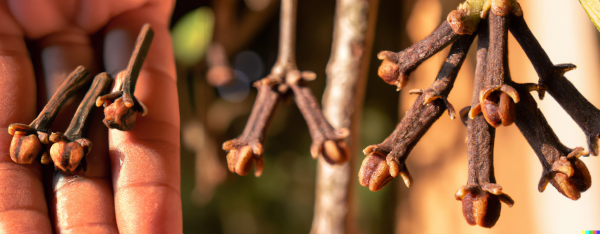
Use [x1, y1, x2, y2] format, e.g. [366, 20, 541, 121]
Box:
[579, 0, 600, 32]
[171, 7, 215, 67]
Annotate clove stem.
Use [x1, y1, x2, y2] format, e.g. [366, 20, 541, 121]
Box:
[8, 66, 91, 164]
[509, 12, 600, 156]
[49, 72, 112, 172]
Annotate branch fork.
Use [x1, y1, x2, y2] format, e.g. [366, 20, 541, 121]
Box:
[96, 24, 153, 131]
[8, 66, 91, 164]
[223, 0, 349, 177]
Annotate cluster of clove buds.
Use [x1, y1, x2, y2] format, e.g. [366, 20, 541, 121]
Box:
[222, 0, 349, 177]
[360, 0, 595, 228]
[7, 24, 154, 173]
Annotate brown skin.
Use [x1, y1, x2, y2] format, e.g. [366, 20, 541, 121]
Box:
[0, 0, 181, 233]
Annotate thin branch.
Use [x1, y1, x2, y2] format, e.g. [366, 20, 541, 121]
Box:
[509, 12, 600, 156]
[456, 23, 513, 228]
[377, 21, 460, 90]
[513, 83, 591, 200]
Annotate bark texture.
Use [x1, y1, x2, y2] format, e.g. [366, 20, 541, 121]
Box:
[311, 0, 378, 233]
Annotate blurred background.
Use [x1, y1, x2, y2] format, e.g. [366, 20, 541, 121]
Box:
[170, 0, 600, 233]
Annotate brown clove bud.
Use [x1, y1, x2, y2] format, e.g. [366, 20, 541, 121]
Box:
[538, 148, 592, 200]
[8, 66, 91, 164]
[50, 73, 112, 172]
[456, 185, 513, 228]
[358, 152, 393, 192]
[468, 10, 519, 128]
[97, 24, 153, 131]
[376, 21, 460, 90]
[480, 90, 516, 127]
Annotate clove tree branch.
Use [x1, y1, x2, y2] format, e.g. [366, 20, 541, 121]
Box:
[456, 23, 513, 228]
[223, 0, 349, 177]
[359, 31, 475, 191]
[377, 21, 460, 90]
[509, 12, 600, 156]
[513, 83, 591, 200]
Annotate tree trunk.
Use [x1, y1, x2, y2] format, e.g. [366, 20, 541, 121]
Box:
[311, 1, 379, 233]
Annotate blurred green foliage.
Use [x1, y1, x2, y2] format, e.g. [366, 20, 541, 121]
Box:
[172, 7, 214, 67]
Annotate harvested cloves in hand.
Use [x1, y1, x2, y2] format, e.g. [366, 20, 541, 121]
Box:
[97, 24, 153, 131]
[8, 66, 91, 164]
[49, 73, 112, 172]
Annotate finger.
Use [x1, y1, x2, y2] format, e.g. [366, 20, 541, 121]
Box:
[0, 6, 52, 233]
[36, 29, 118, 233]
[103, 2, 181, 233]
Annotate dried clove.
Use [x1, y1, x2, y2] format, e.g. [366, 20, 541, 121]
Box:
[513, 84, 591, 200]
[468, 5, 519, 128]
[222, 78, 278, 176]
[377, 21, 460, 90]
[287, 71, 349, 164]
[359, 32, 475, 191]
[8, 66, 91, 164]
[96, 24, 153, 131]
[456, 24, 513, 228]
[49, 73, 112, 172]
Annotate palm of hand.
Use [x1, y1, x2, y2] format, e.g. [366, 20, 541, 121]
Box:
[0, 0, 181, 233]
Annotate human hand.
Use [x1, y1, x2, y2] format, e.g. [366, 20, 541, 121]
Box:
[0, 0, 181, 233]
